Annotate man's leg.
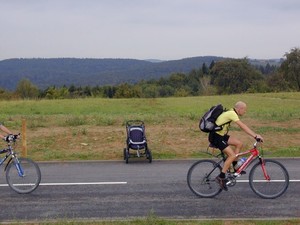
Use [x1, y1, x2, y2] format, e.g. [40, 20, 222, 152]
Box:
[222, 146, 236, 173]
[228, 136, 246, 173]
[215, 146, 236, 191]
[228, 136, 243, 154]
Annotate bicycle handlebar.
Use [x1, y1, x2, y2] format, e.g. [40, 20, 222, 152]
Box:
[255, 137, 263, 142]
[254, 138, 263, 148]
[4, 133, 20, 143]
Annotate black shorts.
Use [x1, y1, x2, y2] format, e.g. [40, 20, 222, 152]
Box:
[208, 132, 230, 151]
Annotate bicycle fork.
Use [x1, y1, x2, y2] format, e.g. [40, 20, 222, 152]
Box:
[15, 162, 25, 177]
[10, 156, 25, 177]
[259, 157, 270, 181]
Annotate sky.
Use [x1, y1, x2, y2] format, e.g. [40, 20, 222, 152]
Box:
[1, 0, 300, 61]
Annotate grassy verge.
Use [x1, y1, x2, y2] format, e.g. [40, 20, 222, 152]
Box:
[0, 92, 299, 161]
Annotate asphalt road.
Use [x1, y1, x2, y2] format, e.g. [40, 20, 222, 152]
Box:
[0, 158, 299, 222]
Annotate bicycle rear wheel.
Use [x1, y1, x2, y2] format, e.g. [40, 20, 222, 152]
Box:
[187, 159, 222, 198]
[249, 159, 289, 199]
[6, 157, 41, 194]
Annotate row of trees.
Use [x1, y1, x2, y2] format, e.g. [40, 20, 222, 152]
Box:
[1, 48, 299, 99]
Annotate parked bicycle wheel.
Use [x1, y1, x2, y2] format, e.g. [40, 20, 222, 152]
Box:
[6, 157, 41, 194]
[187, 160, 222, 198]
[249, 159, 289, 199]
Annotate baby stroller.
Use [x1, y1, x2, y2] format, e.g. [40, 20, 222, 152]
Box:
[123, 120, 152, 164]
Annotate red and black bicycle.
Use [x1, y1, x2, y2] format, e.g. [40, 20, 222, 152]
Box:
[187, 139, 289, 199]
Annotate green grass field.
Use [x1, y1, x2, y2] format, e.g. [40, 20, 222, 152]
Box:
[0, 92, 299, 161]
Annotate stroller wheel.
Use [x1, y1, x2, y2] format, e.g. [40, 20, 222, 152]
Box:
[123, 148, 127, 160]
[146, 149, 152, 163]
[125, 148, 129, 164]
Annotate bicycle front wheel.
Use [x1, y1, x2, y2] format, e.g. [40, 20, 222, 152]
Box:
[187, 159, 222, 198]
[6, 157, 41, 194]
[249, 159, 289, 199]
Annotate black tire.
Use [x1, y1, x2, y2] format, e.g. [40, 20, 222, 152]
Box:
[146, 148, 152, 163]
[187, 160, 222, 198]
[6, 157, 41, 194]
[249, 159, 289, 199]
[123, 148, 126, 160]
[125, 148, 129, 164]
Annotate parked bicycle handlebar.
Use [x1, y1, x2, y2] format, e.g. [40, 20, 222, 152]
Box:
[4, 133, 20, 143]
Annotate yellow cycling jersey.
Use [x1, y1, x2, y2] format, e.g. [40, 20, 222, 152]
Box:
[215, 108, 239, 136]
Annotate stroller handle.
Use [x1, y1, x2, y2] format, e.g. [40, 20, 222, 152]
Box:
[126, 120, 145, 126]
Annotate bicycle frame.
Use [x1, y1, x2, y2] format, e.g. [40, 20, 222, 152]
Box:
[0, 144, 22, 175]
[234, 142, 270, 181]
[0, 149, 11, 167]
[235, 148, 259, 173]
[208, 141, 267, 178]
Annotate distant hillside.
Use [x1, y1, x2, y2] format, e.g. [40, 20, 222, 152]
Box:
[0, 56, 281, 90]
[0, 56, 226, 90]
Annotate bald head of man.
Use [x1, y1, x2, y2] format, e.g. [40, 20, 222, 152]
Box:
[234, 101, 247, 116]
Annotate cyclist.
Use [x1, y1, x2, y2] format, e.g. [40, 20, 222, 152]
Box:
[208, 101, 263, 191]
[0, 123, 15, 141]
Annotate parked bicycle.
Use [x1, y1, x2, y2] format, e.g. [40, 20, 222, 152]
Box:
[187, 139, 289, 199]
[0, 134, 41, 194]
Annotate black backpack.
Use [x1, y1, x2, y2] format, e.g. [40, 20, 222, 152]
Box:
[199, 104, 227, 133]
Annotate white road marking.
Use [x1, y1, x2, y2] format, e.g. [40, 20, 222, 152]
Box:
[237, 180, 299, 182]
[40, 182, 128, 186]
[0, 182, 127, 187]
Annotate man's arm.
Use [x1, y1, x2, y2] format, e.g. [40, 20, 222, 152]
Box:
[0, 124, 13, 140]
[235, 120, 263, 141]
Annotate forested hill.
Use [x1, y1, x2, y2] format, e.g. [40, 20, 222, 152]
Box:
[0, 56, 225, 90]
